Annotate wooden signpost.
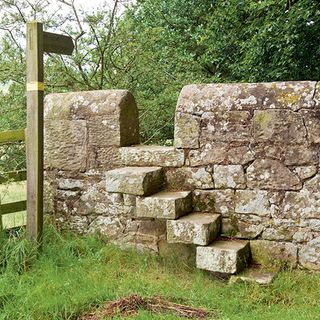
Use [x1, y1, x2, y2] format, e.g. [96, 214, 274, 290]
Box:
[26, 21, 74, 242]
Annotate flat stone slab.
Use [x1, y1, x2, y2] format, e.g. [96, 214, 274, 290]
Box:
[136, 191, 192, 219]
[230, 268, 277, 285]
[105, 166, 163, 196]
[120, 145, 185, 167]
[196, 239, 250, 274]
[167, 212, 221, 245]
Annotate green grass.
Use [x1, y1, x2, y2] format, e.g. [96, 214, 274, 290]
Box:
[0, 181, 26, 229]
[0, 225, 319, 320]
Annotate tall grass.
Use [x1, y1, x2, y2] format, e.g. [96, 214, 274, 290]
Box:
[0, 225, 319, 320]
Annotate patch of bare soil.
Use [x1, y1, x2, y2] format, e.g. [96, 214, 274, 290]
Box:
[77, 294, 210, 319]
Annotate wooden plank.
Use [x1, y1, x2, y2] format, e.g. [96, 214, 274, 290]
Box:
[26, 21, 44, 243]
[0, 170, 27, 184]
[0, 200, 27, 215]
[0, 128, 25, 144]
[43, 31, 74, 55]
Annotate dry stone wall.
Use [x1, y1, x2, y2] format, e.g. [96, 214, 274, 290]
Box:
[44, 82, 320, 270]
[44, 90, 167, 253]
[174, 81, 320, 270]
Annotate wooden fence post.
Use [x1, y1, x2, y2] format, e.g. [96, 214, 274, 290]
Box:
[26, 21, 44, 242]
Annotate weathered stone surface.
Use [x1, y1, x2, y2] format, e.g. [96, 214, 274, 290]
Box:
[221, 218, 238, 236]
[200, 111, 252, 144]
[235, 215, 266, 239]
[250, 240, 298, 268]
[193, 189, 235, 216]
[44, 120, 87, 171]
[174, 112, 200, 148]
[301, 109, 320, 144]
[136, 191, 192, 219]
[187, 143, 227, 166]
[105, 166, 163, 196]
[196, 240, 250, 274]
[247, 159, 302, 190]
[230, 268, 277, 285]
[235, 190, 273, 216]
[165, 167, 214, 190]
[167, 212, 221, 245]
[120, 145, 184, 167]
[176, 82, 316, 115]
[299, 237, 320, 270]
[87, 146, 121, 170]
[45, 90, 139, 147]
[253, 110, 306, 144]
[227, 145, 255, 165]
[293, 166, 317, 180]
[214, 165, 246, 189]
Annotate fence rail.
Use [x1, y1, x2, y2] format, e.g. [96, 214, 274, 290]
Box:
[0, 129, 27, 227]
[0, 129, 26, 144]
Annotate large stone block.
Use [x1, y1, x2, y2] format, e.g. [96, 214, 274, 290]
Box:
[247, 159, 302, 190]
[136, 191, 192, 219]
[187, 143, 227, 166]
[120, 145, 184, 167]
[250, 240, 298, 268]
[44, 120, 87, 172]
[45, 90, 139, 147]
[200, 111, 252, 144]
[87, 146, 121, 171]
[165, 167, 214, 190]
[213, 165, 246, 189]
[227, 145, 255, 165]
[299, 237, 320, 270]
[176, 82, 316, 115]
[105, 166, 163, 196]
[196, 240, 250, 274]
[193, 189, 235, 216]
[174, 112, 200, 148]
[167, 212, 221, 245]
[253, 110, 306, 144]
[300, 109, 320, 144]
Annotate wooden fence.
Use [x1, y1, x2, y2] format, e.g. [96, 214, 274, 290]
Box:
[0, 129, 27, 227]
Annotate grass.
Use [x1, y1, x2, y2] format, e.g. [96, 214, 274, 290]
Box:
[0, 225, 319, 320]
[0, 181, 26, 229]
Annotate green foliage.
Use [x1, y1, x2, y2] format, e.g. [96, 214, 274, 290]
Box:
[0, 225, 319, 319]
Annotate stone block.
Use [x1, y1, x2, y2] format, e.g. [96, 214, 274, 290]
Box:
[301, 109, 320, 144]
[45, 90, 139, 147]
[247, 159, 302, 190]
[299, 237, 320, 270]
[230, 268, 277, 285]
[235, 190, 273, 217]
[136, 191, 192, 219]
[167, 212, 221, 245]
[214, 165, 246, 189]
[250, 240, 298, 268]
[200, 111, 252, 144]
[174, 112, 200, 148]
[87, 146, 121, 170]
[165, 167, 214, 190]
[121, 145, 184, 167]
[44, 120, 87, 172]
[196, 239, 250, 274]
[105, 166, 163, 196]
[253, 110, 306, 144]
[176, 82, 316, 115]
[193, 189, 235, 216]
[293, 166, 317, 180]
[227, 145, 255, 165]
[187, 143, 227, 166]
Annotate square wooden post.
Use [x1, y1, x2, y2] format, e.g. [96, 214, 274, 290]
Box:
[26, 21, 44, 242]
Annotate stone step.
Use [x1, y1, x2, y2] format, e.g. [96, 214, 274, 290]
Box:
[229, 267, 277, 285]
[120, 145, 185, 167]
[136, 190, 192, 219]
[196, 239, 250, 274]
[167, 212, 221, 246]
[105, 166, 163, 196]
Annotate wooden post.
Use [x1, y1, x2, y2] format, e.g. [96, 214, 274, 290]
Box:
[26, 21, 44, 242]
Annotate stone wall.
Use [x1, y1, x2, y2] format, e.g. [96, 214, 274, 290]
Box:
[44, 82, 320, 270]
[44, 90, 167, 253]
[174, 81, 320, 270]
